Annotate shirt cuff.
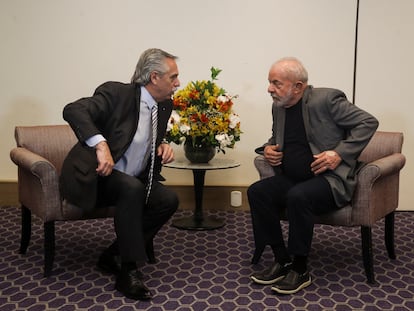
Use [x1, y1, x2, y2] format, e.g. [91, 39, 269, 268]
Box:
[86, 134, 106, 147]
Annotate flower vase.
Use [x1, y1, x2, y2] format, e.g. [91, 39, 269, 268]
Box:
[184, 141, 216, 163]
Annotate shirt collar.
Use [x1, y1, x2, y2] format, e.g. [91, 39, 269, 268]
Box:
[140, 86, 157, 110]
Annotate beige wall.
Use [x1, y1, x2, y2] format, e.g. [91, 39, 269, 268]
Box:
[1, 0, 412, 210]
[355, 0, 413, 210]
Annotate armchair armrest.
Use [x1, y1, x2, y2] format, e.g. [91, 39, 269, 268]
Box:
[11, 147, 56, 175]
[368, 153, 406, 176]
[352, 153, 406, 225]
[10, 147, 62, 221]
[357, 153, 406, 188]
[254, 155, 276, 179]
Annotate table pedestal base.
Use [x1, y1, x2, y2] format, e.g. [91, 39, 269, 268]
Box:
[172, 215, 224, 230]
[165, 159, 240, 231]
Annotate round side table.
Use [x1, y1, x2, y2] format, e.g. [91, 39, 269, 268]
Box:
[164, 158, 240, 230]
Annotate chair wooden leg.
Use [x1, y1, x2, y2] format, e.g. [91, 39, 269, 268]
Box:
[44, 221, 55, 277]
[361, 226, 375, 284]
[20, 206, 31, 254]
[251, 245, 265, 264]
[385, 212, 396, 259]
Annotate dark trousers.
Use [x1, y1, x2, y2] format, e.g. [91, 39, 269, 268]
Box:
[247, 174, 337, 257]
[98, 170, 178, 263]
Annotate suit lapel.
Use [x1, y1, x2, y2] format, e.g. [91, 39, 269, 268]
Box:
[301, 86, 313, 142]
[275, 104, 285, 149]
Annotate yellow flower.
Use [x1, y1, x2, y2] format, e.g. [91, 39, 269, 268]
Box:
[165, 67, 241, 153]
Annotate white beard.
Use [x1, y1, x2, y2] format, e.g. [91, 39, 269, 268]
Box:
[273, 88, 294, 108]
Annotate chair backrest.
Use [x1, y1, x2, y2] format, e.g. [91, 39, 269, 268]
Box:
[14, 125, 77, 174]
[358, 131, 403, 163]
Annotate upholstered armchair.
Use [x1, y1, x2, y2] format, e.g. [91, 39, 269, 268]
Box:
[252, 131, 406, 284]
[10, 125, 154, 277]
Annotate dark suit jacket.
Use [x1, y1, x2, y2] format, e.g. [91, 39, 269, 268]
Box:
[257, 86, 379, 207]
[59, 81, 173, 211]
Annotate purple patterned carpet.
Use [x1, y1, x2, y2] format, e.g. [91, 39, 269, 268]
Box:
[0, 205, 413, 310]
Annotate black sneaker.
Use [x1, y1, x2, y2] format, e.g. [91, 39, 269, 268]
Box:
[250, 262, 292, 285]
[271, 270, 311, 294]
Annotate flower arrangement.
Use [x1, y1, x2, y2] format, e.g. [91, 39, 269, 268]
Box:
[166, 67, 241, 153]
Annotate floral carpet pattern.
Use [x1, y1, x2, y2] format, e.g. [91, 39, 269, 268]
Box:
[0, 206, 413, 310]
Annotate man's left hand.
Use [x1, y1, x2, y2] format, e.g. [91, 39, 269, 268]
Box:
[311, 150, 342, 175]
[157, 143, 174, 164]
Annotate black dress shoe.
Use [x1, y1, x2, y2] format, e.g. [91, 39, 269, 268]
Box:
[115, 269, 152, 301]
[250, 262, 292, 285]
[97, 251, 121, 275]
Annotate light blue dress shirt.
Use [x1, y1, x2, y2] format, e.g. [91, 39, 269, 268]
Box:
[86, 86, 157, 177]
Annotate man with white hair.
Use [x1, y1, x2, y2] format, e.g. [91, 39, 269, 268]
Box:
[248, 57, 378, 294]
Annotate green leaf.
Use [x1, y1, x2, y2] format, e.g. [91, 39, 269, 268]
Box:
[210, 67, 222, 81]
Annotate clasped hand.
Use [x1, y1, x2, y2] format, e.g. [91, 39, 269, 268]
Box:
[157, 143, 174, 165]
[311, 150, 341, 175]
[264, 145, 341, 175]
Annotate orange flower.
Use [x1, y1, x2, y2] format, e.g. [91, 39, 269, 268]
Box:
[165, 67, 242, 152]
[200, 113, 209, 123]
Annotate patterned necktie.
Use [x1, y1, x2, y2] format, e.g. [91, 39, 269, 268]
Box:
[146, 104, 158, 204]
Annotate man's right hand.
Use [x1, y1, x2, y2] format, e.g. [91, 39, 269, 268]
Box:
[95, 141, 114, 176]
[264, 144, 283, 166]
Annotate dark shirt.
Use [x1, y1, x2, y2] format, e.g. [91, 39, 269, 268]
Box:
[281, 100, 314, 182]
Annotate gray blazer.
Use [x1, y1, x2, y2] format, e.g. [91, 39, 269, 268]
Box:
[259, 86, 379, 207]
